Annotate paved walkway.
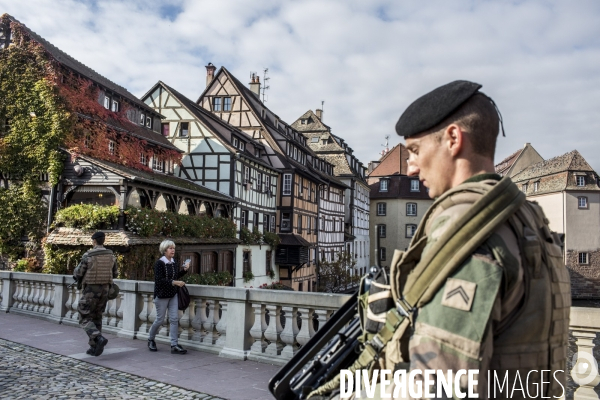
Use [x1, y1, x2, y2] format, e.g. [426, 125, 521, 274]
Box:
[0, 312, 280, 399]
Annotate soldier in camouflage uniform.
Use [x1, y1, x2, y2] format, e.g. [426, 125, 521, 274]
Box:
[73, 231, 118, 357]
[326, 82, 569, 400]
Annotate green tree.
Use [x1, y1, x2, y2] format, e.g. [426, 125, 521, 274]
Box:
[316, 251, 359, 293]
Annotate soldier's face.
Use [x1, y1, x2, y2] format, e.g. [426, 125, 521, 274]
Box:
[405, 131, 453, 198]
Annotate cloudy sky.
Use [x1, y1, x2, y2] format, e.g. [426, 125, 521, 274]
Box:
[2, 0, 600, 171]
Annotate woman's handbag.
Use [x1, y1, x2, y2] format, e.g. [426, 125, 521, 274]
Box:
[178, 285, 190, 311]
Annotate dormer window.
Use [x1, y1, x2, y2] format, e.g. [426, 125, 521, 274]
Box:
[111, 100, 119, 112]
[239, 141, 245, 151]
[103, 95, 110, 109]
[410, 180, 420, 192]
[232, 137, 239, 148]
[577, 176, 586, 186]
[140, 113, 145, 125]
[140, 153, 147, 166]
[301, 119, 308, 125]
[275, 119, 279, 129]
[255, 148, 260, 157]
[311, 137, 319, 143]
[145, 116, 151, 128]
[380, 179, 389, 192]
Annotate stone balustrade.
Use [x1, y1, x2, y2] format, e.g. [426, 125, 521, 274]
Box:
[1, 271, 599, 399]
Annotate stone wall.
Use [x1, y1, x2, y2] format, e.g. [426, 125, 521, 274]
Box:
[567, 250, 600, 299]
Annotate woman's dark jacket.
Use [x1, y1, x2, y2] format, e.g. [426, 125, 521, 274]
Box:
[153, 257, 187, 299]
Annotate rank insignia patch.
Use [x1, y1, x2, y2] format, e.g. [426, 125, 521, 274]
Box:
[441, 278, 477, 311]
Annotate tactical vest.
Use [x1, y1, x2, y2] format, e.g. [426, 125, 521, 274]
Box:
[308, 178, 569, 399]
[363, 178, 570, 398]
[81, 248, 115, 286]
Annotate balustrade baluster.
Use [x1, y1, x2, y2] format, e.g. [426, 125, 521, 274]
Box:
[103, 298, 113, 326]
[108, 294, 119, 327]
[179, 304, 193, 341]
[71, 289, 81, 323]
[116, 292, 124, 329]
[13, 280, 23, 309]
[30, 282, 41, 312]
[249, 303, 267, 355]
[203, 300, 219, 345]
[296, 308, 315, 346]
[26, 281, 35, 311]
[280, 306, 299, 358]
[36, 283, 46, 313]
[138, 293, 151, 335]
[314, 309, 332, 333]
[571, 328, 600, 400]
[264, 304, 282, 356]
[215, 302, 227, 347]
[192, 297, 207, 342]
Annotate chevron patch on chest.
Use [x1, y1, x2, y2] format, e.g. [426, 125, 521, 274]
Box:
[441, 278, 477, 311]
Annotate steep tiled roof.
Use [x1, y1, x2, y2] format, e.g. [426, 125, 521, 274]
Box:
[4, 14, 157, 115]
[495, 148, 523, 176]
[75, 153, 235, 202]
[149, 81, 275, 170]
[512, 150, 599, 195]
[46, 227, 240, 246]
[368, 144, 409, 177]
[291, 110, 330, 133]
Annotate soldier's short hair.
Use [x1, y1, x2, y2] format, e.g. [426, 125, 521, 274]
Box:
[429, 93, 499, 158]
[159, 240, 176, 255]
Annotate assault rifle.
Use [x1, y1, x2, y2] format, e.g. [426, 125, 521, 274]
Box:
[268, 226, 385, 400]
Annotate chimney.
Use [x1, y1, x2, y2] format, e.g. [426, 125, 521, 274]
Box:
[315, 109, 323, 121]
[205, 63, 216, 87]
[249, 73, 261, 97]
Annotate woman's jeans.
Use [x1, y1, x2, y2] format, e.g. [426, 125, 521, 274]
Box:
[148, 294, 179, 346]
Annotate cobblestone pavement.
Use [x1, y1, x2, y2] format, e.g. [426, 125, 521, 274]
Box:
[0, 339, 224, 400]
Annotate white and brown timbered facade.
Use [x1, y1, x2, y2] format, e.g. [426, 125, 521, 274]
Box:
[199, 66, 348, 291]
[293, 110, 370, 273]
[142, 81, 279, 287]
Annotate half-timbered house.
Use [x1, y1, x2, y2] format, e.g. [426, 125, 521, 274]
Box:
[197, 66, 346, 291]
[0, 15, 238, 275]
[292, 110, 370, 273]
[141, 81, 279, 287]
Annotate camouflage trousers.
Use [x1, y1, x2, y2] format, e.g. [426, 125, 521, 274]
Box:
[77, 284, 109, 346]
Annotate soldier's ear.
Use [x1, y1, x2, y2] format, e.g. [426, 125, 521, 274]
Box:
[444, 124, 464, 157]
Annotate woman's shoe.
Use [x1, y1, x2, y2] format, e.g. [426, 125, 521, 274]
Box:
[171, 344, 187, 354]
[148, 339, 158, 352]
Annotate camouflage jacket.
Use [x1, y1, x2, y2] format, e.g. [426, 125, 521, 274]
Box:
[74, 245, 118, 287]
[407, 175, 525, 396]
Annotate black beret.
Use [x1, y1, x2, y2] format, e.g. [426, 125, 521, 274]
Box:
[91, 231, 105, 240]
[396, 80, 483, 137]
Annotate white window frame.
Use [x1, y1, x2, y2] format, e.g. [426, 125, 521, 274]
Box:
[577, 176, 586, 186]
[223, 97, 232, 112]
[534, 181, 539, 192]
[406, 224, 417, 238]
[140, 113, 145, 125]
[146, 116, 151, 128]
[213, 97, 222, 112]
[103, 95, 110, 109]
[378, 224, 386, 238]
[410, 179, 419, 192]
[377, 203, 386, 216]
[244, 166, 250, 184]
[108, 140, 115, 155]
[283, 174, 292, 195]
[380, 179, 388, 192]
[406, 202, 417, 216]
[139, 152, 146, 165]
[578, 196, 588, 209]
[579, 252, 589, 264]
[111, 100, 119, 112]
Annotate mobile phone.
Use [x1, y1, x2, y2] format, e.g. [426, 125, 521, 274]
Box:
[185, 259, 191, 265]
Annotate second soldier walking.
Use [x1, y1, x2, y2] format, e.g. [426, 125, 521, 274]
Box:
[73, 231, 118, 357]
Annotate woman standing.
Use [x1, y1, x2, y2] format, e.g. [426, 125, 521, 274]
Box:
[147, 240, 190, 354]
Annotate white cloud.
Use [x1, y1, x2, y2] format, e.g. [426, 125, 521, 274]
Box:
[1, 0, 599, 170]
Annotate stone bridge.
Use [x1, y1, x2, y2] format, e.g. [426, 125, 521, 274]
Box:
[1, 271, 599, 399]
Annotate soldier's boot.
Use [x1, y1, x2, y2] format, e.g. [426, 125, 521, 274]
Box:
[93, 335, 108, 357]
[148, 339, 158, 352]
[86, 346, 96, 356]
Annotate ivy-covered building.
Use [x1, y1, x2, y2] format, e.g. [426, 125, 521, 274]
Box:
[0, 14, 237, 276]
